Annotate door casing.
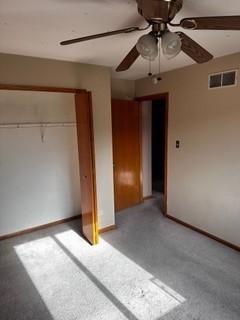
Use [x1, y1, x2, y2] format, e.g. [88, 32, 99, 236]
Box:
[136, 92, 169, 216]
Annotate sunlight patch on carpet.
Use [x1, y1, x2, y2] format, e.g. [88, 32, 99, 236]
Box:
[14, 230, 186, 319]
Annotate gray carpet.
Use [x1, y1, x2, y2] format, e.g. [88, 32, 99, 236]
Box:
[0, 196, 240, 320]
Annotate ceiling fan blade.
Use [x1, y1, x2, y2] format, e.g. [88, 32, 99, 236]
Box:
[60, 27, 140, 46]
[177, 32, 213, 63]
[136, 0, 170, 21]
[180, 16, 240, 30]
[116, 45, 140, 72]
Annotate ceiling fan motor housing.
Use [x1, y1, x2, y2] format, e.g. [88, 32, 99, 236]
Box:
[136, 0, 183, 23]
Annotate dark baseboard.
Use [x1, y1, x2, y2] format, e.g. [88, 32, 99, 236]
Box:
[99, 224, 116, 234]
[166, 214, 240, 253]
[0, 214, 82, 241]
[2, 211, 238, 253]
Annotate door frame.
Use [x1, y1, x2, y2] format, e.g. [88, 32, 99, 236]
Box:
[0, 84, 98, 242]
[136, 92, 169, 216]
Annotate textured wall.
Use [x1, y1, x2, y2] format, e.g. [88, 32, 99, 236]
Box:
[136, 52, 240, 247]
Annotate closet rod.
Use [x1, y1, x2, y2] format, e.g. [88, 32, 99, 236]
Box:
[0, 122, 76, 129]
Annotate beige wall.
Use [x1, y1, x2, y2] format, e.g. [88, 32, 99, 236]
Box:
[0, 53, 115, 230]
[136, 52, 240, 247]
[1, 51, 240, 247]
[111, 78, 135, 100]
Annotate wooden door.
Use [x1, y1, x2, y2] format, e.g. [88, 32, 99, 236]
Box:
[111, 99, 142, 212]
[75, 92, 98, 245]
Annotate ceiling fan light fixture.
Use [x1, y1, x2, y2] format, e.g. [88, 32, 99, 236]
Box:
[141, 47, 158, 61]
[136, 34, 158, 60]
[161, 31, 182, 59]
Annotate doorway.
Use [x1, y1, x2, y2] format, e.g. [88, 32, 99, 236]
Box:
[0, 85, 98, 245]
[137, 93, 168, 215]
[152, 99, 166, 194]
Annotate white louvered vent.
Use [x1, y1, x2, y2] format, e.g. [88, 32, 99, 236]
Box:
[208, 69, 238, 89]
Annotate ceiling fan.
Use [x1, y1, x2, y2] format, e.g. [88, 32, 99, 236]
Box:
[60, 0, 240, 72]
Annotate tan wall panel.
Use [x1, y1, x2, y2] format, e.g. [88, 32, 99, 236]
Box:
[136, 52, 240, 247]
[111, 78, 135, 100]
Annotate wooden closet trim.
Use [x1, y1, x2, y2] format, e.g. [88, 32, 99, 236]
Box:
[0, 83, 90, 241]
[0, 84, 86, 94]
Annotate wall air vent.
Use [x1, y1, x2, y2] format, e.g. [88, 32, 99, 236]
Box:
[208, 69, 238, 89]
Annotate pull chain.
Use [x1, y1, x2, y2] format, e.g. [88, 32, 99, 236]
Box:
[157, 40, 162, 81]
[148, 58, 152, 77]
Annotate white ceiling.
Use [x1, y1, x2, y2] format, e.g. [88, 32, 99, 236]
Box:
[1, 0, 240, 80]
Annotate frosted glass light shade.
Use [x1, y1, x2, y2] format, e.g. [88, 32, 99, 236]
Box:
[141, 47, 158, 61]
[161, 31, 181, 59]
[136, 34, 158, 60]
